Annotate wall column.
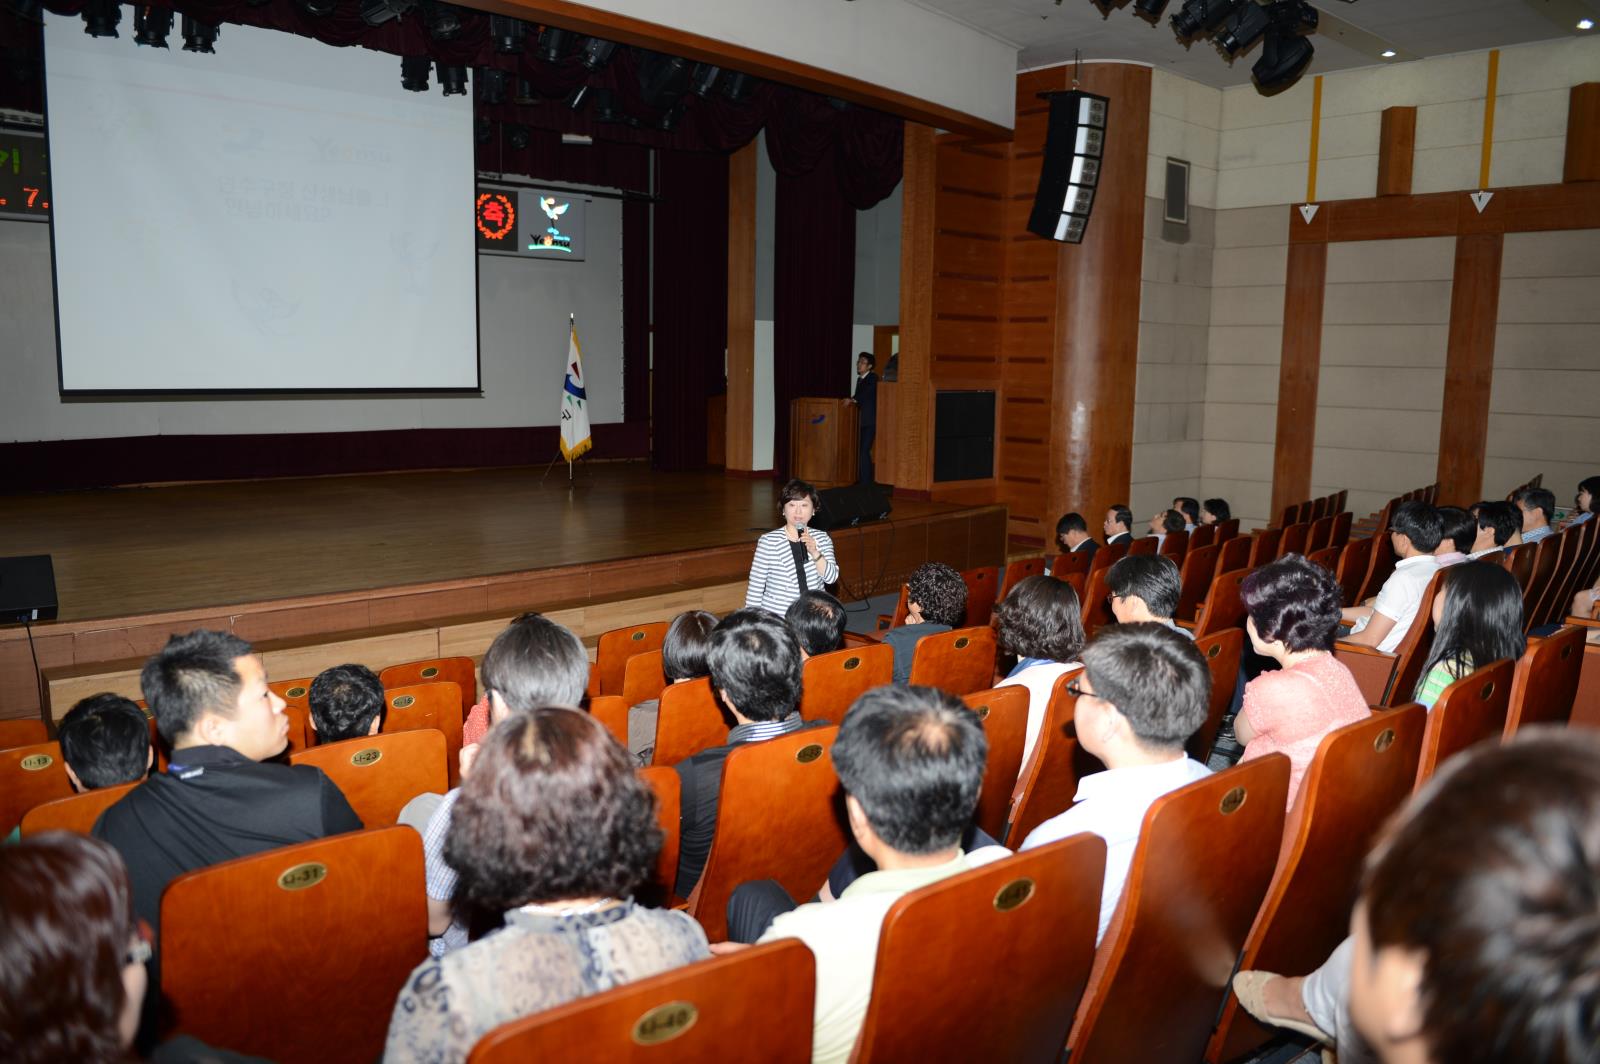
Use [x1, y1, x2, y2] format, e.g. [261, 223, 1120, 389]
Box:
[894, 122, 936, 496]
[725, 141, 758, 473]
[1436, 232, 1502, 506]
[1270, 241, 1327, 521]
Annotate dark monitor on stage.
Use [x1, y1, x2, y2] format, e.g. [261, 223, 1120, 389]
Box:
[0, 555, 58, 624]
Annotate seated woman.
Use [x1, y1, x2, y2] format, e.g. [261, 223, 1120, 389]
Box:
[1412, 561, 1524, 709]
[1236, 555, 1370, 808]
[385, 709, 709, 1064]
[626, 609, 718, 765]
[993, 574, 1087, 770]
[1201, 498, 1231, 526]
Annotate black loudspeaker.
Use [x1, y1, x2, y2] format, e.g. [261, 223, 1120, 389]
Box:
[811, 484, 891, 532]
[0, 554, 58, 623]
[1027, 90, 1110, 244]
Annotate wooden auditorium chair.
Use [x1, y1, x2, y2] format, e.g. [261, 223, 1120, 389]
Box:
[1190, 628, 1243, 762]
[1334, 569, 1444, 706]
[1353, 528, 1396, 606]
[0, 718, 48, 751]
[1504, 539, 1537, 596]
[907, 626, 998, 697]
[1306, 543, 1342, 574]
[650, 677, 730, 766]
[1305, 514, 1334, 556]
[1246, 528, 1282, 569]
[589, 695, 631, 748]
[1, 740, 73, 836]
[1214, 533, 1252, 580]
[587, 622, 670, 699]
[685, 726, 846, 942]
[1006, 670, 1097, 848]
[378, 655, 477, 713]
[265, 678, 314, 752]
[1414, 658, 1515, 790]
[1128, 536, 1158, 557]
[383, 680, 464, 783]
[638, 766, 683, 909]
[1505, 625, 1585, 736]
[960, 565, 1001, 627]
[1189, 523, 1216, 551]
[875, 584, 911, 632]
[1534, 525, 1591, 629]
[466, 940, 816, 1064]
[1332, 535, 1373, 607]
[1063, 755, 1291, 1064]
[1215, 517, 1242, 542]
[1520, 530, 1567, 632]
[998, 557, 1046, 602]
[288, 729, 447, 827]
[798, 643, 893, 726]
[1205, 707, 1426, 1063]
[20, 780, 138, 837]
[960, 686, 1030, 840]
[161, 826, 427, 1064]
[1090, 539, 1131, 574]
[1081, 564, 1117, 641]
[850, 834, 1107, 1064]
[1189, 567, 1250, 641]
[1174, 543, 1221, 627]
[622, 649, 669, 708]
[1159, 529, 1189, 567]
[1330, 510, 1352, 549]
[1277, 522, 1309, 559]
[1049, 549, 1091, 583]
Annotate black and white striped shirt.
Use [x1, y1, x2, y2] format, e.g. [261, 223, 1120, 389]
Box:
[744, 527, 839, 616]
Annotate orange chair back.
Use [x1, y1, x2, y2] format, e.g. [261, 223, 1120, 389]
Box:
[1307, 544, 1342, 573]
[1205, 707, 1426, 1063]
[1331, 510, 1352, 548]
[1533, 526, 1587, 629]
[688, 726, 846, 942]
[1175, 543, 1220, 624]
[161, 827, 426, 1064]
[1247, 528, 1282, 568]
[1188, 523, 1216, 551]
[383, 681, 464, 785]
[1215, 533, 1251, 579]
[1215, 518, 1241, 542]
[1306, 515, 1335, 554]
[467, 941, 816, 1064]
[589, 695, 631, 748]
[1080, 564, 1116, 641]
[1505, 626, 1585, 736]
[799, 644, 893, 725]
[0, 718, 48, 751]
[851, 834, 1107, 1064]
[907, 626, 998, 697]
[1066, 755, 1290, 1064]
[961, 565, 1001, 626]
[269, 676, 313, 707]
[1158, 529, 1188, 567]
[1415, 658, 1514, 790]
[1, 741, 73, 835]
[999, 557, 1046, 602]
[267, 677, 315, 751]
[1090, 540, 1131, 574]
[1310, 496, 1329, 522]
[1277, 522, 1309, 559]
[1128, 536, 1158, 557]
[1050, 550, 1091, 582]
[289, 729, 447, 828]
[1007, 670, 1098, 847]
[622, 650, 669, 708]
[1333, 535, 1374, 607]
[1504, 541, 1537, 594]
[638, 766, 682, 909]
[1193, 567, 1249, 641]
[1355, 528, 1397, 605]
[1191, 628, 1243, 762]
[650, 678, 730, 767]
[591, 622, 670, 698]
[378, 655, 477, 712]
[21, 780, 139, 836]
[886, 583, 911, 628]
[961, 686, 1030, 840]
[1520, 532, 1564, 630]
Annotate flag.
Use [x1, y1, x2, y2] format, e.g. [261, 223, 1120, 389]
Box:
[559, 320, 593, 461]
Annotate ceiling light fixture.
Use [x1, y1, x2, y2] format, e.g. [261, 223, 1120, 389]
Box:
[1579, 18, 1594, 29]
[580, 37, 616, 69]
[180, 14, 219, 51]
[1381, 48, 1396, 57]
[1215, 1, 1272, 57]
[420, 0, 462, 41]
[133, 5, 173, 47]
[1252, 0, 1318, 94]
[1169, 0, 1243, 42]
[536, 26, 571, 62]
[1133, 0, 1171, 22]
[436, 62, 468, 96]
[359, 0, 414, 26]
[489, 15, 527, 53]
[400, 55, 431, 92]
[81, 0, 121, 38]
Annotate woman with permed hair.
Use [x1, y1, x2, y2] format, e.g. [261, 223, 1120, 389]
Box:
[384, 709, 709, 1063]
[744, 478, 840, 617]
[993, 574, 1087, 772]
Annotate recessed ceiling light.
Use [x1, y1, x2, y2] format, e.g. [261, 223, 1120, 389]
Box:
[1579, 18, 1595, 29]
[1381, 49, 1396, 57]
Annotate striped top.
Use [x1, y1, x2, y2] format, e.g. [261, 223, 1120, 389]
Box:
[744, 527, 839, 616]
[1415, 655, 1472, 709]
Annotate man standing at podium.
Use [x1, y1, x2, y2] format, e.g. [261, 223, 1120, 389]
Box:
[852, 352, 878, 486]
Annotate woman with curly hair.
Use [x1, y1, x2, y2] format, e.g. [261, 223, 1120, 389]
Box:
[1236, 554, 1369, 808]
[993, 574, 1087, 770]
[384, 709, 709, 1063]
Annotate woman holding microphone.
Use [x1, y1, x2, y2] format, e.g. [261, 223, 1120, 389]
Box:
[745, 479, 839, 616]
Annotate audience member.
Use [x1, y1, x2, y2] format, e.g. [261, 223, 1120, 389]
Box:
[1020, 623, 1212, 943]
[627, 609, 718, 765]
[1430, 505, 1473, 567]
[1147, 508, 1185, 547]
[745, 479, 840, 617]
[1237, 556, 1370, 805]
[1412, 562, 1524, 709]
[1513, 486, 1556, 544]
[57, 693, 153, 794]
[786, 591, 848, 658]
[385, 709, 708, 1064]
[1564, 474, 1598, 527]
[675, 609, 810, 897]
[1201, 498, 1232, 525]
[993, 575, 1087, 768]
[420, 613, 588, 957]
[1103, 504, 1134, 545]
[1341, 501, 1442, 652]
[724, 685, 1006, 1064]
[94, 630, 362, 949]
[884, 562, 967, 684]
[1054, 511, 1099, 564]
[1107, 554, 1191, 639]
[1466, 499, 1519, 559]
[852, 352, 877, 486]
[1173, 496, 1200, 531]
[306, 663, 385, 743]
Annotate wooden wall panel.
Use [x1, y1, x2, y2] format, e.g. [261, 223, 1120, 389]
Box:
[1436, 233, 1503, 507]
[725, 141, 758, 472]
[1565, 83, 1600, 184]
[1270, 242, 1328, 521]
[1376, 106, 1417, 196]
[894, 123, 937, 497]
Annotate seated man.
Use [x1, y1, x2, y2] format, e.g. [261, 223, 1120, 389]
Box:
[1108, 555, 1192, 639]
[57, 693, 154, 795]
[1432, 506, 1474, 568]
[1514, 486, 1556, 545]
[94, 630, 362, 947]
[627, 609, 718, 765]
[1340, 501, 1441, 653]
[1147, 509, 1185, 549]
[1467, 499, 1519, 560]
[1173, 496, 1201, 532]
[1055, 512, 1098, 565]
[1020, 623, 1212, 942]
[675, 609, 811, 897]
[786, 590, 849, 659]
[307, 663, 385, 743]
[727, 684, 1007, 1064]
[883, 562, 967, 685]
[1103, 504, 1134, 546]
[420, 612, 589, 956]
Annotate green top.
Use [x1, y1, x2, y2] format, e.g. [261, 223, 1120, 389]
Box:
[1416, 655, 1472, 710]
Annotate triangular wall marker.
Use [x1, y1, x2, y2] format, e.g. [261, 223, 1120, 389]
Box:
[1299, 203, 1320, 223]
[1471, 190, 1494, 213]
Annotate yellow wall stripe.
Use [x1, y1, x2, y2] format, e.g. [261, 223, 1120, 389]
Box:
[1479, 49, 1499, 189]
[1306, 75, 1323, 203]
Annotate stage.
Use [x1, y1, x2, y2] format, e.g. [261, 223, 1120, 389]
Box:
[0, 463, 1007, 722]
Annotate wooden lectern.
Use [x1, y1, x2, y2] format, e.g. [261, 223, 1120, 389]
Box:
[789, 397, 858, 488]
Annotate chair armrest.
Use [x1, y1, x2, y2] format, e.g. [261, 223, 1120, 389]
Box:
[1565, 614, 1600, 629]
[1175, 619, 1196, 631]
[848, 629, 887, 645]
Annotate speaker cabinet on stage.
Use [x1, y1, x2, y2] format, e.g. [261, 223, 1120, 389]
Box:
[789, 397, 858, 489]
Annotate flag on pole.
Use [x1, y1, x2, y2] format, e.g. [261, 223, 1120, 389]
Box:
[559, 318, 593, 462]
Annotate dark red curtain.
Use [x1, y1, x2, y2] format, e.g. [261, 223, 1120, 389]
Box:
[651, 150, 727, 471]
[622, 198, 651, 426]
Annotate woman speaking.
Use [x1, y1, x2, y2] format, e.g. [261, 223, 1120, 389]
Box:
[745, 479, 839, 616]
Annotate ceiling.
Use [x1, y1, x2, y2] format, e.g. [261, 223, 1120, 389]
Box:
[909, 0, 1600, 88]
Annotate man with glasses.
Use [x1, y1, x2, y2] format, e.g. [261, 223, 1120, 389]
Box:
[1017, 623, 1212, 943]
[1340, 500, 1442, 653]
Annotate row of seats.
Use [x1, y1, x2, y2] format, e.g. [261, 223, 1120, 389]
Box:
[1274, 489, 1350, 530]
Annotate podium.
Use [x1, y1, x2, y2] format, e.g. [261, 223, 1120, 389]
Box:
[789, 397, 858, 488]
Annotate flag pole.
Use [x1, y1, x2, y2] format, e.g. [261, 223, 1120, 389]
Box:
[568, 313, 575, 483]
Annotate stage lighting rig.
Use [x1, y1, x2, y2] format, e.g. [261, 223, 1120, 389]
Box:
[298, 0, 336, 17]
[420, 0, 461, 41]
[1133, 0, 1171, 22]
[180, 15, 219, 51]
[580, 37, 617, 70]
[477, 67, 508, 105]
[1215, 0, 1271, 57]
[81, 0, 121, 38]
[536, 26, 571, 62]
[1170, 0, 1242, 41]
[506, 123, 530, 149]
[437, 62, 468, 96]
[489, 15, 527, 54]
[133, 5, 173, 47]
[359, 0, 415, 28]
[1253, 0, 1317, 93]
[689, 62, 721, 98]
[401, 55, 431, 92]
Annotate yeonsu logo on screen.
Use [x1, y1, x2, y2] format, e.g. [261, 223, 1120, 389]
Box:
[530, 196, 574, 253]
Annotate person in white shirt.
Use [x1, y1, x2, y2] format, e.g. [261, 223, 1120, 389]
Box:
[1431, 506, 1474, 568]
[1341, 501, 1442, 654]
[1020, 623, 1213, 943]
[1466, 500, 1518, 560]
[1107, 554, 1193, 640]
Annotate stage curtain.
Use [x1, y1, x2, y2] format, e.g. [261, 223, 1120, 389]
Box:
[651, 150, 728, 471]
[622, 197, 651, 426]
[772, 146, 856, 480]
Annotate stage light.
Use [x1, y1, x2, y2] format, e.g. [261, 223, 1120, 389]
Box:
[1215, 1, 1271, 57]
[657, 101, 684, 131]
[580, 37, 616, 69]
[1027, 90, 1109, 244]
[359, 0, 414, 27]
[1253, 1, 1318, 94]
[133, 5, 173, 47]
[513, 78, 539, 105]
[507, 124, 530, 150]
[1133, 0, 1171, 22]
[437, 62, 467, 96]
[566, 84, 591, 111]
[720, 70, 753, 102]
[401, 55, 431, 92]
[1169, 0, 1242, 41]
[637, 51, 691, 110]
[536, 26, 571, 62]
[180, 15, 218, 52]
[421, 0, 461, 40]
[474, 117, 491, 144]
[477, 67, 508, 105]
[298, 0, 335, 16]
[81, 0, 121, 38]
[689, 62, 721, 98]
[489, 15, 527, 54]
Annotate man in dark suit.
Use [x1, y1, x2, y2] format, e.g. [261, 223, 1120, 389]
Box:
[1103, 504, 1134, 546]
[852, 352, 877, 486]
[1055, 512, 1099, 565]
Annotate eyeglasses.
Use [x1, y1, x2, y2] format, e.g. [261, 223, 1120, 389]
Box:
[1065, 678, 1090, 697]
